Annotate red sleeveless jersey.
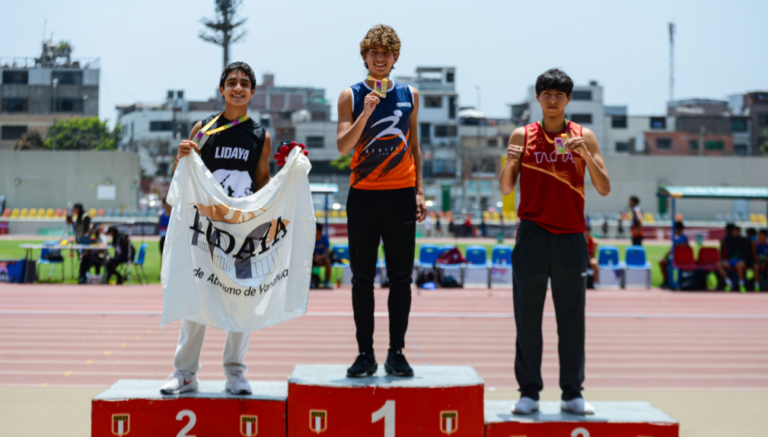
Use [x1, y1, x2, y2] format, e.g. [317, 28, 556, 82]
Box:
[517, 121, 586, 234]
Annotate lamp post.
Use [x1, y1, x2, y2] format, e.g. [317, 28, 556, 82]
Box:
[52, 78, 58, 152]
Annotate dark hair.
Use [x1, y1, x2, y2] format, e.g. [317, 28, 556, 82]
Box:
[535, 68, 574, 97]
[759, 229, 767, 236]
[219, 62, 256, 91]
[725, 223, 735, 232]
[746, 227, 757, 236]
[73, 203, 85, 224]
[629, 195, 640, 205]
[674, 221, 684, 231]
[316, 223, 323, 232]
[107, 226, 118, 236]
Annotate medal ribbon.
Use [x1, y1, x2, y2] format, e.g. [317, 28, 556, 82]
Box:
[539, 119, 570, 144]
[194, 112, 250, 148]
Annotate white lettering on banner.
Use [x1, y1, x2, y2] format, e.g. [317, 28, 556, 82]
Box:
[534, 151, 575, 164]
[162, 147, 314, 332]
[215, 147, 249, 161]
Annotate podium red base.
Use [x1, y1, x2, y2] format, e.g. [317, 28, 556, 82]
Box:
[91, 380, 287, 437]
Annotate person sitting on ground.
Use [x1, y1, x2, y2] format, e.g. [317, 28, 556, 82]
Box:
[105, 226, 134, 285]
[717, 224, 751, 292]
[313, 223, 332, 289]
[659, 221, 689, 288]
[584, 225, 599, 287]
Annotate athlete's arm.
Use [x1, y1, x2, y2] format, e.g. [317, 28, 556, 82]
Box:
[173, 121, 203, 174]
[499, 127, 525, 196]
[253, 131, 272, 192]
[564, 128, 611, 196]
[336, 88, 382, 155]
[409, 87, 427, 222]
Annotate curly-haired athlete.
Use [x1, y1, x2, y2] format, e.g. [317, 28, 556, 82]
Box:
[337, 24, 427, 378]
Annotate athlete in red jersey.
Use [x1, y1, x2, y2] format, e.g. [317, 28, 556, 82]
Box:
[499, 69, 610, 416]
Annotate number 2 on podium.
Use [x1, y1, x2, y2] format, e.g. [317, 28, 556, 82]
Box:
[371, 400, 396, 437]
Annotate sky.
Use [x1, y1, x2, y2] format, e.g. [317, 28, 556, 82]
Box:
[1, 0, 765, 126]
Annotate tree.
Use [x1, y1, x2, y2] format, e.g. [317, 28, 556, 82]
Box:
[44, 117, 122, 150]
[330, 152, 352, 171]
[199, 0, 248, 70]
[14, 130, 45, 150]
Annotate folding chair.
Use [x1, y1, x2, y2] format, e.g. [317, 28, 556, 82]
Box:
[490, 245, 513, 288]
[130, 243, 149, 285]
[37, 241, 64, 282]
[671, 245, 699, 290]
[597, 245, 624, 289]
[624, 246, 651, 289]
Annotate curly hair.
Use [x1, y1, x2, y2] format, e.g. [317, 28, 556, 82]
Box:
[360, 24, 401, 70]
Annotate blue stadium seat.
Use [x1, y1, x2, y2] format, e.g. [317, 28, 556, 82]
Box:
[624, 246, 651, 289]
[490, 245, 513, 287]
[598, 245, 625, 288]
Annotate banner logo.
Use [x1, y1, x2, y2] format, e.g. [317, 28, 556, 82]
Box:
[111, 414, 130, 436]
[440, 411, 458, 435]
[309, 410, 327, 434]
[240, 415, 258, 436]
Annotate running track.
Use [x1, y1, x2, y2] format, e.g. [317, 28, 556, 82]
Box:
[1, 284, 767, 391]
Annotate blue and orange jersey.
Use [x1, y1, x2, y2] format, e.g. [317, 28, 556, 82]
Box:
[349, 80, 416, 190]
[517, 120, 587, 234]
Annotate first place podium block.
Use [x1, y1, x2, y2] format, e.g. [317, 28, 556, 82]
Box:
[484, 400, 679, 437]
[288, 365, 484, 436]
[92, 379, 287, 437]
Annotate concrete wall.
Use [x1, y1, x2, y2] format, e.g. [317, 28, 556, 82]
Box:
[584, 155, 768, 218]
[0, 151, 140, 210]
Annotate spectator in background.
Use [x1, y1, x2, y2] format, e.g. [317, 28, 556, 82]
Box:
[617, 216, 624, 238]
[313, 223, 332, 289]
[424, 213, 433, 237]
[105, 226, 134, 285]
[68, 203, 91, 242]
[158, 198, 171, 260]
[584, 225, 599, 286]
[755, 229, 767, 289]
[628, 195, 643, 246]
[463, 214, 473, 238]
[746, 228, 757, 243]
[601, 217, 609, 239]
[479, 217, 488, 238]
[717, 224, 752, 292]
[435, 214, 442, 237]
[659, 222, 689, 288]
[77, 226, 108, 284]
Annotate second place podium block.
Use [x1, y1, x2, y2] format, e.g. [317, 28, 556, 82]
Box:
[287, 365, 484, 436]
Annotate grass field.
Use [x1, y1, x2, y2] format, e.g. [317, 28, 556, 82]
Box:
[0, 239, 675, 286]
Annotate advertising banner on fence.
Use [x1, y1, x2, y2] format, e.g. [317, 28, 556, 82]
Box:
[161, 148, 314, 332]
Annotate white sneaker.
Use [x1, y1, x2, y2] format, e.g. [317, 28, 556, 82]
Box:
[160, 370, 198, 395]
[561, 398, 595, 415]
[512, 397, 539, 415]
[226, 371, 252, 395]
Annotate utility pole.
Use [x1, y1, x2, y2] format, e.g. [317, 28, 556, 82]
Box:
[668, 22, 675, 103]
[52, 78, 58, 151]
[199, 0, 248, 70]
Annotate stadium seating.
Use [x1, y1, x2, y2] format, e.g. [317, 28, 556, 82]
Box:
[696, 247, 720, 272]
[97, 208, 105, 217]
[88, 208, 97, 218]
[490, 245, 513, 287]
[1, 209, 9, 218]
[53, 208, 63, 219]
[10, 208, 20, 218]
[598, 245, 624, 289]
[624, 246, 651, 289]
[671, 245, 698, 290]
[463, 245, 490, 287]
[435, 245, 462, 286]
[416, 244, 440, 270]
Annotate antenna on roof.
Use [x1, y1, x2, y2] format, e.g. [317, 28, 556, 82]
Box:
[668, 22, 675, 103]
[42, 19, 47, 44]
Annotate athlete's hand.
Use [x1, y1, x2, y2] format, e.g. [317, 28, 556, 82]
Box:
[416, 193, 427, 223]
[273, 141, 309, 166]
[564, 136, 589, 156]
[177, 140, 199, 161]
[507, 144, 524, 161]
[362, 91, 383, 118]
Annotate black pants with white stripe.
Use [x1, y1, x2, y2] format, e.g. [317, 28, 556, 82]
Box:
[347, 187, 416, 355]
[512, 219, 587, 401]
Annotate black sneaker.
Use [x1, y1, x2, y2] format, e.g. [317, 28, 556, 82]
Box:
[384, 349, 414, 377]
[346, 352, 377, 377]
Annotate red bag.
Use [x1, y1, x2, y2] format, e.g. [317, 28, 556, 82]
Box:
[436, 248, 465, 265]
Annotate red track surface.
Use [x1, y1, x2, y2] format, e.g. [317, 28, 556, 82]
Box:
[1, 284, 767, 391]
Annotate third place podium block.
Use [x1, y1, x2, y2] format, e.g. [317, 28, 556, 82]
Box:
[484, 400, 679, 437]
[92, 379, 287, 436]
[287, 365, 484, 436]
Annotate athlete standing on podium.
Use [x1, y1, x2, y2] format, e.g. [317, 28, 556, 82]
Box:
[336, 24, 427, 378]
[159, 62, 272, 395]
[499, 69, 611, 415]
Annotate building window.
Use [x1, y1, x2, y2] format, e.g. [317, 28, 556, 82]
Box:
[615, 141, 629, 152]
[656, 138, 673, 149]
[448, 96, 456, 119]
[689, 140, 699, 150]
[571, 90, 592, 101]
[52, 98, 84, 113]
[734, 144, 748, 156]
[434, 125, 457, 137]
[424, 96, 442, 108]
[2, 98, 28, 113]
[149, 121, 173, 131]
[611, 116, 627, 129]
[650, 117, 666, 129]
[759, 114, 768, 128]
[571, 113, 592, 124]
[1, 125, 27, 140]
[446, 71, 455, 83]
[731, 118, 748, 132]
[705, 140, 724, 150]
[420, 123, 431, 144]
[305, 136, 324, 148]
[487, 138, 498, 147]
[52, 71, 83, 85]
[2, 71, 28, 84]
[433, 159, 456, 176]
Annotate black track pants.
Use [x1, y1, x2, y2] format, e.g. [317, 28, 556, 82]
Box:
[347, 187, 416, 354]
[512, 219, 587, 401]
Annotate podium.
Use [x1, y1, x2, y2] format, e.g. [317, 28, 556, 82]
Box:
[288, 365, 484, 436]
[92, 380, 287, 436]
[484, 400, 679, 436]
